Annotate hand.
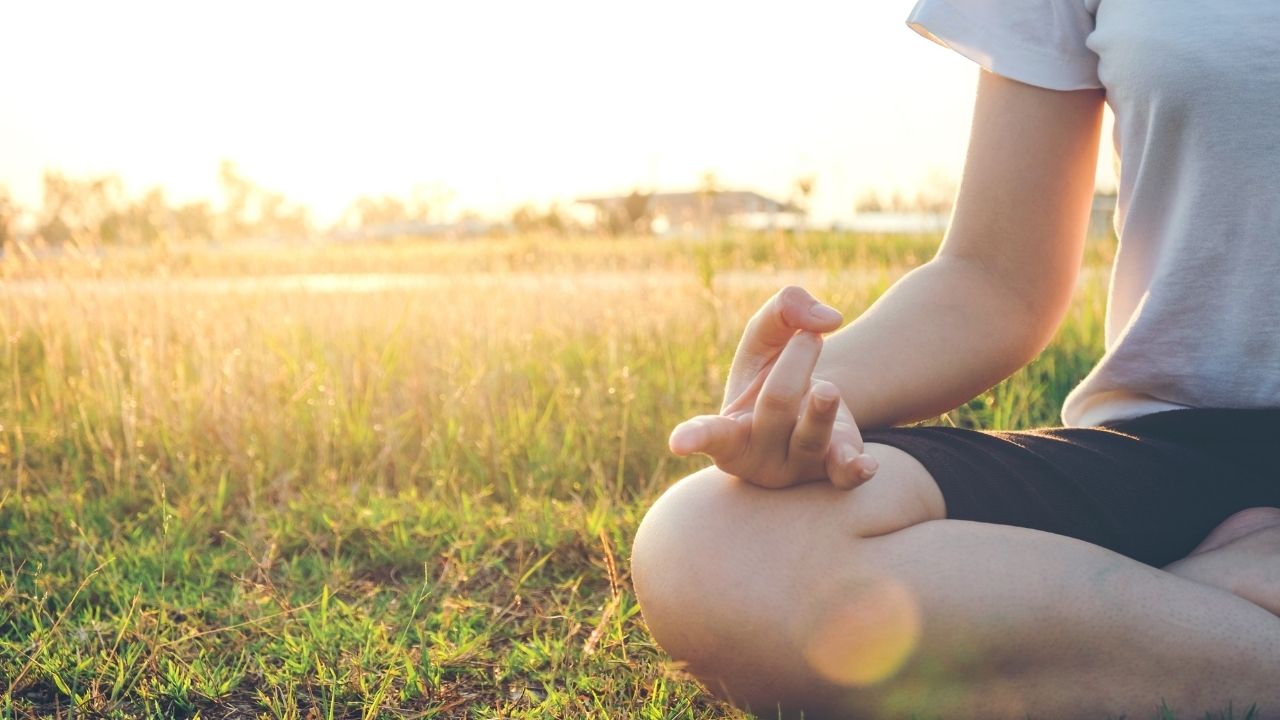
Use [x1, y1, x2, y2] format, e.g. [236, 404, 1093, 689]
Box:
[668, 287, 880, 489]
[719, 285, 844, 410]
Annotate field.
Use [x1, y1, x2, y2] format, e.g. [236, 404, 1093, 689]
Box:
[0, 231, 1116, 718]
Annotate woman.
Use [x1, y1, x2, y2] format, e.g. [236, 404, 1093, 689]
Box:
[631, 1, 1280, 718]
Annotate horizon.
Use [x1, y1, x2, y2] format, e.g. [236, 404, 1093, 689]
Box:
[0, 1, 1115, 228]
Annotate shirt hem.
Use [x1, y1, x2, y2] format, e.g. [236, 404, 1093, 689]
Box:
[1062, 391, 1191, 428]
[906, 0, 1102, 92]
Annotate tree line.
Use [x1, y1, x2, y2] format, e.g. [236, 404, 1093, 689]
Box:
[0, 161, 454, 249]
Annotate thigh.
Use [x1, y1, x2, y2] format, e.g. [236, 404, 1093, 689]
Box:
[630, 442, 940, 689]
[632, 459, 1280, 719]
[638, 442, 945, 550]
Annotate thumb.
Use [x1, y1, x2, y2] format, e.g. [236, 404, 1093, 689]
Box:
[669, 413, 751, 463]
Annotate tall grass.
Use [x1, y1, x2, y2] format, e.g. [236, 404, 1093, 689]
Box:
[0, 231, 1118, 717]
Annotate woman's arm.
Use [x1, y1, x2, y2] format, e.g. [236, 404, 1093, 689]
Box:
[814, 70, 1105, 428]
[669, 70, 1106, 488]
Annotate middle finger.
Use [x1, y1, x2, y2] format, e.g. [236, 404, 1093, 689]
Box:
[750, 331, 823, 461]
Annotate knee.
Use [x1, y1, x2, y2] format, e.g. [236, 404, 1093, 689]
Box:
[629, 466, 750, 674]
[631, 444, 942, 630]
[631, 465, 822, 710]
[629, 445, 943, 713]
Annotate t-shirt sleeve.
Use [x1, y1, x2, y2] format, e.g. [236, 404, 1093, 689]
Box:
[906, 0, 1101, 91]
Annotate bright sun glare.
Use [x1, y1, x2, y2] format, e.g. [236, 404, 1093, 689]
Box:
[0, 1, 1111, 226]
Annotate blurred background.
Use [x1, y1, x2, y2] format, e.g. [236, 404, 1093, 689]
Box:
[0, 3, 1119, 717]
[1, 0, 1114, 246]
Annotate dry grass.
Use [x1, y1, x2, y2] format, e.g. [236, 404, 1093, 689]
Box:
[0, 230, 1135, 718]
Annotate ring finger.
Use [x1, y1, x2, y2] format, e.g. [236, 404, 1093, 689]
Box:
[789, 381, 840, 479]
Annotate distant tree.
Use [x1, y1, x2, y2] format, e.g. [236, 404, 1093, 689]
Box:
[511, 202, 570, 235]
[913, 169, 958, 215]
[408, 184, 448, 223]
[336, 187, 448, 237]
[257, 190, 310, 240]
[36, 173, 217, 246]
[171, 200, 215, 243]
[37, 171, 130, 246]
[699, 171, 719, 203]
[0, 186, 15, 248]
[511, 204, 540, 234]
[343, 195, 413, 229]
[794, 176, 815, 209]
[596, 189, 652, 236]
[543, 201, 567, 234]
[27, 163, 310, 247]
[854, 188, 885, 214]
[217, 160, 311, 240]
[622, 189, 652, 232]
[889, 189, 908, 213]
[793, 175, 816, 235]
[218, 160, 255, 239]
[110, 187, 167, 246]
[698, 171, 720, 236]
[853, 173, 956, 216]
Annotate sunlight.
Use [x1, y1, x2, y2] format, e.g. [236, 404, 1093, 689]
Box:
[0, 1, 984, 226]
[803, 577, 923, 687]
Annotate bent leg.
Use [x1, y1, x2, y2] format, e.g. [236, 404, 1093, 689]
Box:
[631, 444, 1280, 719]
[1166, 507, 1280, 616]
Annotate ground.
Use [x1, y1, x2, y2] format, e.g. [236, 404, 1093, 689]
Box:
[4, 231, 1242, 719]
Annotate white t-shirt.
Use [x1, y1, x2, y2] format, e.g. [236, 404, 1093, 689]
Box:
[906, 0, 1280, 427]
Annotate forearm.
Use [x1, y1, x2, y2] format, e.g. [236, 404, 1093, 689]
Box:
[813, 254, 1055, 429]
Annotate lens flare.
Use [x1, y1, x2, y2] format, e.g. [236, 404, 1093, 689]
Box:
[803, 577, 922, 686]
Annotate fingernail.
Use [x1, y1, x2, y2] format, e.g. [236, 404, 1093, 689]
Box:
[808, 303, 842, 324]
[858, 453, 879, 480]
[812, 390, 837, 412]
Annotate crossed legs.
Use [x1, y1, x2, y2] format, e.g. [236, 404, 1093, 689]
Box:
[631, 443, 1280, 719]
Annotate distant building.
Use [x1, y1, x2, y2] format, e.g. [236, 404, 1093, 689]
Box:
[844, 191, 1118, 238]
[845, 212, 950, 234]
[576, 190, 801, 235]
[329, 218, 505, 241]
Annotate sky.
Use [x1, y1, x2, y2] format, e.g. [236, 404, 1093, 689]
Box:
[0, 1, 1114, 226]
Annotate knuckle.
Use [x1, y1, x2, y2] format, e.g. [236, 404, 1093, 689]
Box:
[776, 285, 809, 307]
[792, 433, 827, 455]
[717, 438, 748, 465]
[758, 388, 796, 412]
[774, 285, 810, 321]
[715, 459, 743, 477]
[831, 419, 862, 438]
[734, 452, 781, 487]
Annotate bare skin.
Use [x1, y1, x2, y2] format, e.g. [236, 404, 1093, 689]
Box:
[635, 70, 1280, 718]
[632, 457, 1280, 719]
[1167, 508, 1280, 617]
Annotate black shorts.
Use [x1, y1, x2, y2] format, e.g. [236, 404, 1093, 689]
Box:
[861, 408, 1280, 567]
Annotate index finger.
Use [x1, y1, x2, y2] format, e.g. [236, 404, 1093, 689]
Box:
[741, 286, 842, 359]
[725, 286, 842, 405]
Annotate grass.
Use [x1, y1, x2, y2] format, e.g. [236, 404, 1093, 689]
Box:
[0, 228, 1246, 718]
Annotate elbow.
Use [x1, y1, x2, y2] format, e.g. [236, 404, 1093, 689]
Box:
[937, 252, 1077, 367]
[1004, 286, 1074, 370]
